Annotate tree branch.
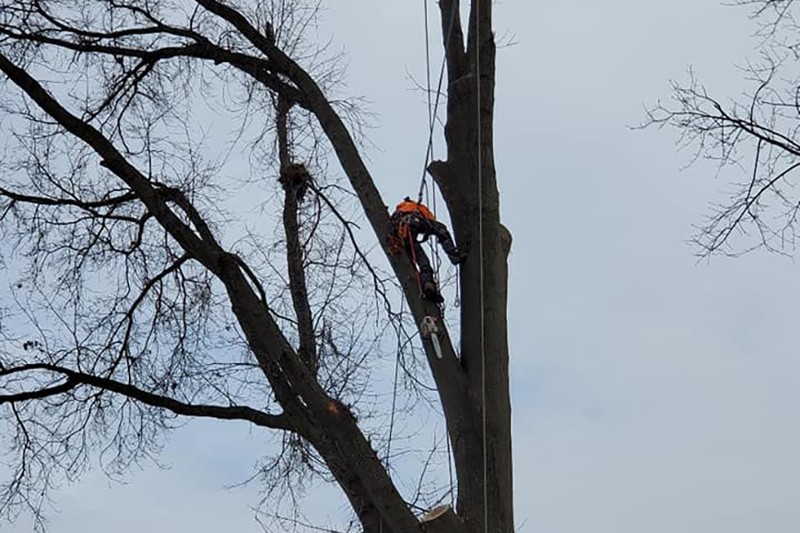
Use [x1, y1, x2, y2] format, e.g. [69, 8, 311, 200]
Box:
[0, 363, 294, 431]
[0, 187, 138, 209]
[0, 48, 305, 419]
[193, 0, 277, 57]
[438, 0, 467, 84]
[0, 27, 308, 108]
[0, 50, 219, 267]
[0, 379, 77, 403]
[276, 98, 318, 373]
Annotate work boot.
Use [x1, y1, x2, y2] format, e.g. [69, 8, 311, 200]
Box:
[422, 280, 444, 304]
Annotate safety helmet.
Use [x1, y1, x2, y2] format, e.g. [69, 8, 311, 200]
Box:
[395, 197, 435, 221]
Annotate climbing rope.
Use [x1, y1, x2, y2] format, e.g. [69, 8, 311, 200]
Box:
[386, 303, 403, 465]
[417, 0, 462, 304]
[417, 0, 458, 204]
[385, 4, 472, 529]
[420, 0, 440, 279]
[475, 1, 490, 531]
[415, 7, 490, 530]
[382, 322, 403, 533]
[419, 0, 461, 513]
[424, 0, 434, 167]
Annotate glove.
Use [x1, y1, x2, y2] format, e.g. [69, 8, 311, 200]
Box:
[449, 250, 467, 265]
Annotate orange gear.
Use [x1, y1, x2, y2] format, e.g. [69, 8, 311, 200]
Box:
[394, 199, 435, 221]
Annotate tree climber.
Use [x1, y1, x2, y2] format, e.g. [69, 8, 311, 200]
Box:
[389, 197, 465, 303]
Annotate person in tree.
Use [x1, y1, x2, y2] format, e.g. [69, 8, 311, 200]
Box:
[390, 197, 465, 303]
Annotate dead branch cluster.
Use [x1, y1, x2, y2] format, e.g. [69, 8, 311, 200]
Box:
[280, 162, 311, 203]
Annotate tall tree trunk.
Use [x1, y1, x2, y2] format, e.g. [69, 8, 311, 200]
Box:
[429, 1, 514, 532]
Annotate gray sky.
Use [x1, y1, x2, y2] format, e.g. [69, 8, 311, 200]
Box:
[7, 1, 800, 532]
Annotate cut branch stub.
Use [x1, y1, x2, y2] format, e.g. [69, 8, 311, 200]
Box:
[421, 505, 462, 533]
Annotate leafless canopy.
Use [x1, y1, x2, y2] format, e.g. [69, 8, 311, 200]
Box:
[0, 1, 511, 533]
[645, 0, 800, 256]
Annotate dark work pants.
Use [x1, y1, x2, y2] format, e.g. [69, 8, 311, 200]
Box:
[394, 214, 458, 285]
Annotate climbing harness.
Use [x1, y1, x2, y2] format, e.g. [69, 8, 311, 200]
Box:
[390, 217, 422, 288]
[389, 198, 451, 303]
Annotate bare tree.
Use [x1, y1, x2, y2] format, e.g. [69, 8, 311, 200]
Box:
[646, 0, 800, 256]
[0, 1, 513, 533]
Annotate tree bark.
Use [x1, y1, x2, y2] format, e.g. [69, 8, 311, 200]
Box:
[430, 1, 514, 532]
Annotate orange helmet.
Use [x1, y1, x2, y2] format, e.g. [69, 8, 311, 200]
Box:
[395, 197, 435, 221]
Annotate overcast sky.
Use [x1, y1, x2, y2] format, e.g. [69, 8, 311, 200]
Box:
[7, 1, 800, 532]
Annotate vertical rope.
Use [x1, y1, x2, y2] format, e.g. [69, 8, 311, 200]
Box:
[384, 303, 405, 533]
[474, 1, 489, 532]
[446, 429, 455, 507]
[418, 2, 458, 203]
[422, 0, 443, 286]
[424, 0, 434, 151]
[386, 317, 402, 464]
